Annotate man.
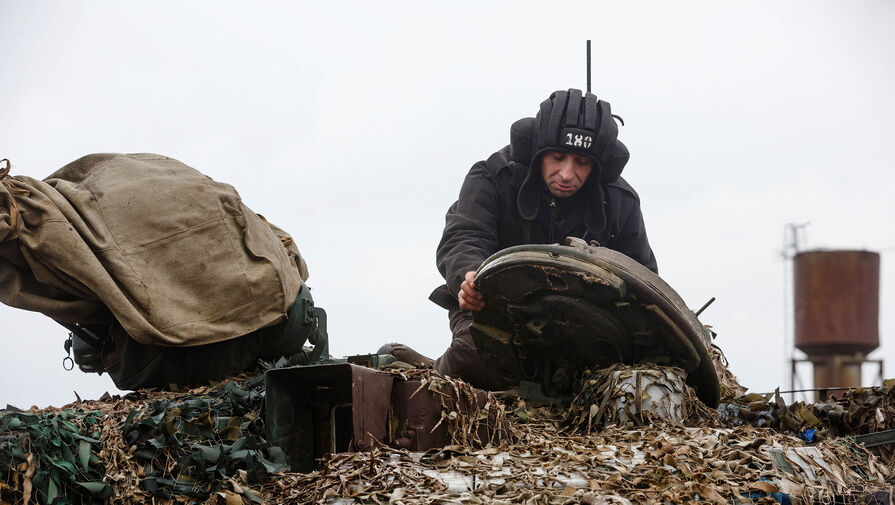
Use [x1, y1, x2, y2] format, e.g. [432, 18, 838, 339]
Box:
[383, 89, 657, 390]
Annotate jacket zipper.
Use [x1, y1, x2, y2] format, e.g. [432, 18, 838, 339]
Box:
[549, 199, 557, 243]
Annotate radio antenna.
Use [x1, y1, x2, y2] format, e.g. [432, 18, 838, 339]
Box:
[586, 40, 592, 93]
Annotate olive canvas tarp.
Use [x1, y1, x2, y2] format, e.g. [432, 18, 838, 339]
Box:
[0, 153, 308, 347]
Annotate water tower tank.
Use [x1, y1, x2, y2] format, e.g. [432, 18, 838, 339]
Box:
[794, 250, 880, 356]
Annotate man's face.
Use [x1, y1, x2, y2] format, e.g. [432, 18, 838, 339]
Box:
[540, 150, 594, 198]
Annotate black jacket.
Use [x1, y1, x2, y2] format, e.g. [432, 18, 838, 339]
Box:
[431, 145, 657, 310]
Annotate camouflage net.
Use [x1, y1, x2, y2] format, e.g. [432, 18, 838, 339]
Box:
[382, 368, 511, 449]
[561, 365, 719, 434]
[266, 420, 892, 504]
[0, 407, 111, 505]
[1, 379, 280, 505]
[709, 343, 748, 401]
[2, 366, 894, 505]
[718, 379, 895, 466]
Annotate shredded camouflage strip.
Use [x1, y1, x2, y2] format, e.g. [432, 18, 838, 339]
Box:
[719, 378, 895, 465]
[2, 366, 894, 504]
[1, 407, 110, 504]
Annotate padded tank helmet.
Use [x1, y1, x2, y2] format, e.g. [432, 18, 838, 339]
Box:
[513, 89, 629, 235]
[532, 89, 628, 179]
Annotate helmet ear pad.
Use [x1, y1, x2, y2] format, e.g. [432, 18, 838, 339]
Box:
[510, 117, 536, 163]
[601, 139, 629, 183]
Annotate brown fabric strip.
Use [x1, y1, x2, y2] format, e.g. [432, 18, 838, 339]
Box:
[0, 159, 31, 242]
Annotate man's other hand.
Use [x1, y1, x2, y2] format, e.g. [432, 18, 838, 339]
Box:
[458, 270, 485, 311]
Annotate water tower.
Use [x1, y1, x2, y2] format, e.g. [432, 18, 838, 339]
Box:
[791, 250, 883, 401]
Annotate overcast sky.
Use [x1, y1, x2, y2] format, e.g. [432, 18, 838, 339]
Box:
[2, 1, 893, 408]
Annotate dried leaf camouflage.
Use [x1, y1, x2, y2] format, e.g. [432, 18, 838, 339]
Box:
[2, 366, 894, 504]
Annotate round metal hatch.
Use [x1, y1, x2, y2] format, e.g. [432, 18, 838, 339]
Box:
[470, 237, 720, 407]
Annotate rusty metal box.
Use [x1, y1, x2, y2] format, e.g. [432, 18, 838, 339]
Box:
[265, 363, 394, 472]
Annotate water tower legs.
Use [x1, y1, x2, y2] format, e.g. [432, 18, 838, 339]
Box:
[791, 354, 885, 402]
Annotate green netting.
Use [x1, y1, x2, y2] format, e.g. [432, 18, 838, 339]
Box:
[1, 378, 283, 504]
[1, 408, 110, 504]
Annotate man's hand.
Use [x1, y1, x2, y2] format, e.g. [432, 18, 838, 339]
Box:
[458, 270, 485, 311]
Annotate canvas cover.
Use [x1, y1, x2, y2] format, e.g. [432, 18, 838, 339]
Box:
[0, 153, 308, 347]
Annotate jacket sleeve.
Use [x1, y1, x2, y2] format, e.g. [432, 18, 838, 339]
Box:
[611, 200, 658, 274]
[436, 161, 502, 297]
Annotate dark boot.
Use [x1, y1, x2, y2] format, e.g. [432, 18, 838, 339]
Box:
[377, 343, 434, 369]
